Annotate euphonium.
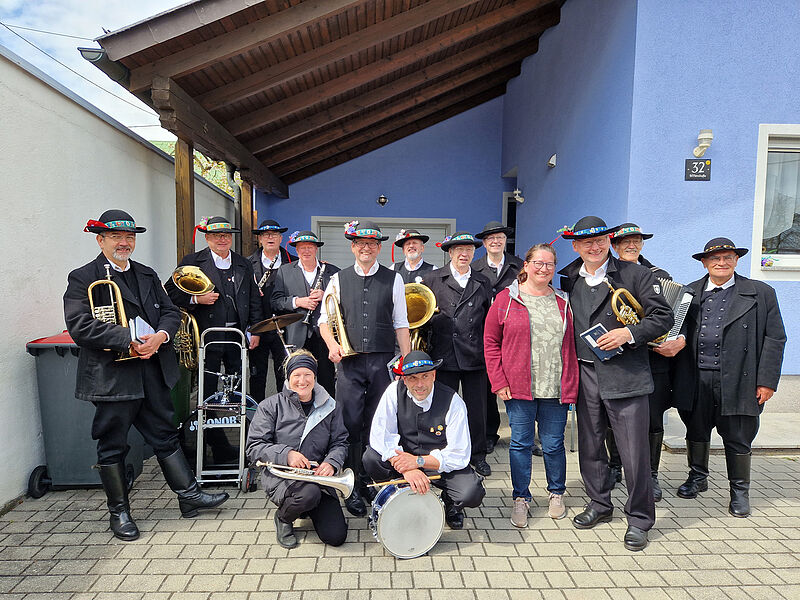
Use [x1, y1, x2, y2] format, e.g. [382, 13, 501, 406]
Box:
[323, 284, 357, 357]
[175, 310, 200, 370]
[172, 265, 215, 295]
[404, 282, 437, 351]
[604, 278, 644, 326]
[87, 263, 136, 361]
[256, 461, 354, 499]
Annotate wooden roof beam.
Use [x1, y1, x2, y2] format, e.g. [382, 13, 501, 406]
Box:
[151, 76, 288, 197]
[245, 26, 545, 155]
[226, 2, 559, 136]
[128, 0, 367, 93]
[261, 45, 535, 164]
[271, 70, 517, 177]
[281, 85, 507, 184]
[198, 0, 482, 112]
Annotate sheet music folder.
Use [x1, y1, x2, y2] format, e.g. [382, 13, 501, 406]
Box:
[580, 323, 623, 361]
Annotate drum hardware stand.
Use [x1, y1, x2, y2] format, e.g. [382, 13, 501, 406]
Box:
[196, 327, 251, 491]
[250, 313, 305, 357]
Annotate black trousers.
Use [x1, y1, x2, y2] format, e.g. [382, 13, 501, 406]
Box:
[275, 480, 347, 546]
[249, 331, 286, 402]
[436, 369, 488, 462]
[577, 362, 655, 530]
[362, 447, 485, 511]
[486, 389, 501, 443]
[678, 369, 759, 455]
[335, 352, 393, 447]
[306, 332, 336, 398]
[92, 360, 180, 464]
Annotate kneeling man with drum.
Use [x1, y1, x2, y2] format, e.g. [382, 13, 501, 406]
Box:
[364, 351, 485, 530]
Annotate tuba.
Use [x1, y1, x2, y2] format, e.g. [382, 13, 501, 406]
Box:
[405, 282, 437, 351]
[170, 266, 214, 370]
[256, 461, 354, 498]
[604, 278, 644, 326]
[323, 283, 357, 358]
[87, 263, 136, 361]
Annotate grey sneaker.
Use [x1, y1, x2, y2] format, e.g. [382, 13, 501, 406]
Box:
[511, 497, 529, 528]
[548, 493, 566, 520]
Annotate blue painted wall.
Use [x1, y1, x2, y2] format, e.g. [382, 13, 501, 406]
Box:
[256, 97, 505, 240]
[627, 0, 800, 371]
[501, 0, 638, 253]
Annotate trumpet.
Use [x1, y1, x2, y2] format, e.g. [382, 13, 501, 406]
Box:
[323, 283, 357, 358]
[255, 460, 354, 498]
[405, 282, 437, 351]
[604, 278, 644, 326]
[175, 309, 200, 370]
[88, 264, 136, 361]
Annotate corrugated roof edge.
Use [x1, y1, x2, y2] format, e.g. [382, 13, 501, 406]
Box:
[0, 42, 234, 202]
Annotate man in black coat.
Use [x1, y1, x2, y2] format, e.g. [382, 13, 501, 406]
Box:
[271, 230, 339, 396]
[422, 232, 493, 477]
[391, 228, 435, 283]
[472, 221, 524, 454]
[64, 210, 228, 542]
[606, 223, 693, 502]
[165, 217, 263, 402]
[672, 238, 786, 518]
[248, 219, 297, 400]
[559, 216, 673, 552]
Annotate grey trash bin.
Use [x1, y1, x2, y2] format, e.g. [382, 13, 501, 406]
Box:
[26, 331, 144, 497]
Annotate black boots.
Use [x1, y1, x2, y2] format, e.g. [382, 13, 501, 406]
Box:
[605, 428, 622, 490]
[158, 449, 229, 518]
[650, 431, 664, 502]
[98, 463, 140, 541]
[274, 513, 299, 549]
[677, 441, 710, 499]
[344, 444, 367, 517]
[726, 451, 752, 518]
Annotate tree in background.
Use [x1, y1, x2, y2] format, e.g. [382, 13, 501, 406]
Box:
[150, 141, 238, 197]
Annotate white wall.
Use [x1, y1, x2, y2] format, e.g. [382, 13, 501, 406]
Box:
[0, 49, 234, 508]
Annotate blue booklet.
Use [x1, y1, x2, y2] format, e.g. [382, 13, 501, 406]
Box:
[580, 323, 623, 361]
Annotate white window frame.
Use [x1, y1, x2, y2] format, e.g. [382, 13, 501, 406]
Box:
[751, 123, 800, 281]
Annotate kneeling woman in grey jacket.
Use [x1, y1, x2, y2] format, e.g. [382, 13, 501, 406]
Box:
[246, 349, 349, 549]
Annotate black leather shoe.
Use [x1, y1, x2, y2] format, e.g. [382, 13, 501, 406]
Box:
[572, 507, 613, 529]
[274, 514, 298, 549]
[623, 525, 648, 551]
[486, 438, 496, 455]
[472, 459, 491, 477]
[98, 463, 140, 541]
[344, 487, 367, 517]
[677, 473, 708, 499]
[531, 442, 543, 457]
[441, 491, 464, 529]
[158, 449, 229, 518]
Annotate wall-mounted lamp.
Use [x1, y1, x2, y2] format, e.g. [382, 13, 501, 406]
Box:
[512, 188, 525, 204]
[377, 194, 388, 207]
[547, 153, 557, 168]
[693, 129, 714, 157]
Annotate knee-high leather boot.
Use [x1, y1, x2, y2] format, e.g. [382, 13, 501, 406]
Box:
[677, 441, 710, 499]
[605, 427, 622, 490]
[726, 451, 752, 518]
[158, 448, 230, 518]
[650, 431, 664, 502]
[97, 463, 139, 541]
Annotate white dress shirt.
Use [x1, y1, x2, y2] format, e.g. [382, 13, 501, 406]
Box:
[261, 251, 282, 270]
[449, 264, 471, 288]
[579, 257, 635, 343]
[704, 275, 735, 291]
[318, 261, 408, 328]
[369, 380, 471, 473]
[291, 261, 321, 309]
[487, 255, 505, 272]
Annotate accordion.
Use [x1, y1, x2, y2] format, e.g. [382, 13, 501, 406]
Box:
[649, 278, 695, 346]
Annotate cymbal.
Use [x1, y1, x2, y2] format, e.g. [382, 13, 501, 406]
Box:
[250, 313, 304, 334]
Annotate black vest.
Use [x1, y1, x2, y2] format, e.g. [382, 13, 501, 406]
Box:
[216, 265, 239, 325]
[394, 261, 434, 284]
[570, 277, 604, 362]
[396, 381, 453, 455]
[697, 285, 733, 370]
[338, 265, 396, 353]
[114, 268, 141, 322]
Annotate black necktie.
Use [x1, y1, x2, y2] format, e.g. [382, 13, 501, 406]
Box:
[713, 287, 723, 293]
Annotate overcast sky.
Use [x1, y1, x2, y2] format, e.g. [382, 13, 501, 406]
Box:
[0, 0, 187, 140]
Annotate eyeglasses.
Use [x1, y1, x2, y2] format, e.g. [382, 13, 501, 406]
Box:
[354, 240, 379, 249]
[105, 233, 136, 243]
[207, 232, 232, 240]
[484, 235, 506, 242]
[576, 238, 609, 249]
[529, 261, 556, 271]
[705, 254, 737, 264]
[450, 246, 475, 255]
[258, 232, 282, 239]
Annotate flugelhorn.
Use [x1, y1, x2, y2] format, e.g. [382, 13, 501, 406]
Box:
[88, 264, 136, 361]
[175, 310, 200, 370]
[604, 278, 644, 326]
[323, 283, 357, 357]
[255, 460, 354, 498]
[405, 282, 437, 351]
[367, 474, 442, 488]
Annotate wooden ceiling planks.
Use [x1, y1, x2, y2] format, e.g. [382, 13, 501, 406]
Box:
[92, 0, 562, 188]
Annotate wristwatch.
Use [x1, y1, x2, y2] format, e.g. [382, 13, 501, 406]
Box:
[416, 456, 425, 467]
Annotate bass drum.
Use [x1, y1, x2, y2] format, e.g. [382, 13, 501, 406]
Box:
[179, 392, 258, 475]
[368, 484, 445, 559]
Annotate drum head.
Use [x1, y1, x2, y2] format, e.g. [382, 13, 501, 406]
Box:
[375, 487, 445, 559]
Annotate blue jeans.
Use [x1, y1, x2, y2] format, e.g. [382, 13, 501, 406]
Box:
[505, 398, 568, 499]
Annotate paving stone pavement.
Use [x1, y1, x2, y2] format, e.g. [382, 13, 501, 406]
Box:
[2, 445, 799, 599]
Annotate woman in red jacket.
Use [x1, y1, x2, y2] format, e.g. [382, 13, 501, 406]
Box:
[484, 244, 579, 528]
